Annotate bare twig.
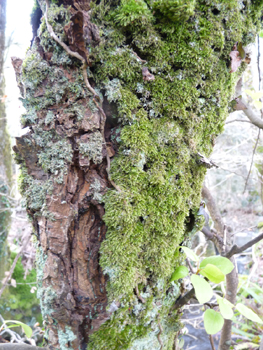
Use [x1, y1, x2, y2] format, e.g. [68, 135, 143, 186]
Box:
[243, 129, 260, 193]
[224, 232, 263, 258]
[209, 335, 216, 350]
[172, 287, 196, 310]
[225, 119, 252, 124]
[217, 166, 246, 179]
[242, 104, 263, 129]
[186, 257, 195, 274]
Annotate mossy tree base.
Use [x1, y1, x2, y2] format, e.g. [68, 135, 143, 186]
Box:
[13, 0, 263, 349]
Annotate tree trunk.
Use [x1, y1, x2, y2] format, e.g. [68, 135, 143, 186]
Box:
[0, 0, 12, 258]
[12, 1, 263, 349]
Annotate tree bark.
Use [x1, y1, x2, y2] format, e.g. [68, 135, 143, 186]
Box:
[12, 1, 263, 349]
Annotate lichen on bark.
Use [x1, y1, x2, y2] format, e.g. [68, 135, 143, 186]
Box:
[12, 0, 263, 349]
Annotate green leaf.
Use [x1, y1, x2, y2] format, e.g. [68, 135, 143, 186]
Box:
[170, 266, 188, 282]
[204, 309, 224, 334]
[217, 296, 234, 319]
[181, 246, 199, 262]
[200, 256, 234, 275]
[178, 338, 184, 348]
[236, 303, 263, 324]
[5, 321, 32, 338]
[200, 264, 225, 283]
[191, 274, 213, 304]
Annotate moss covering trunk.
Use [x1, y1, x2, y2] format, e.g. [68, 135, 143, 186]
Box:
[13, 0, 263, 349]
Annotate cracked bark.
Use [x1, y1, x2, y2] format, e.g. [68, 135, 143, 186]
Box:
[12, 2, 115, 348]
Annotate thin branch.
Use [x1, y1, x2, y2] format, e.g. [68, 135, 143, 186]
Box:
[172, 287, 196, 310]
[209, 335, 216, 350]
[225, 119, 252, 124]
[224, 232, 263, 259]
[217, 166, 246, 179]
[243, 129, 260, 193]
[242, 105, 263, 129]
[186, 257, 195, 274]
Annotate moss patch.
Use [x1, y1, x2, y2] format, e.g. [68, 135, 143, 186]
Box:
[87, 0, 263, 347]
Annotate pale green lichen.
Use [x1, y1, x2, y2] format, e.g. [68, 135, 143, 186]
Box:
[57, 326, 76, 350]
[45, 110, 54, 125]
[78, 131, 103, 164]
[18, 168, 53, 217]
[104, 78, 122, 102]
[37, 138, 73, 183]
[21, 108, 38, 126]
[90, 178, 103, 202]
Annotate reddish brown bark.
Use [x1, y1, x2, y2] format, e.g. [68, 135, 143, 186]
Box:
[12, 2, 116, 348]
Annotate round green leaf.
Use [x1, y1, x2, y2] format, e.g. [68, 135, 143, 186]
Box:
[170, 266, 188, 282]
[217, 296, 234, 319]
[191, 274, 213, 304]
[181, 246, 199, 262]
[200, 264, 225, 284]
[5, 320, 32, 338]
[236, 303, 263, 324]
[204, 309, 224, 334]
[200, 256, 234, 275]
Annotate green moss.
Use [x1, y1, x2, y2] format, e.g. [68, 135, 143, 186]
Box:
[152, 0, 196, 22]
[87, 0, 263, 347]
[113, 0, 153, 28]
[88, 281, 180, 350]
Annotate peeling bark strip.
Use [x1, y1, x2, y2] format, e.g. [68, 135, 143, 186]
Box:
[13, 0, 263, 349]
